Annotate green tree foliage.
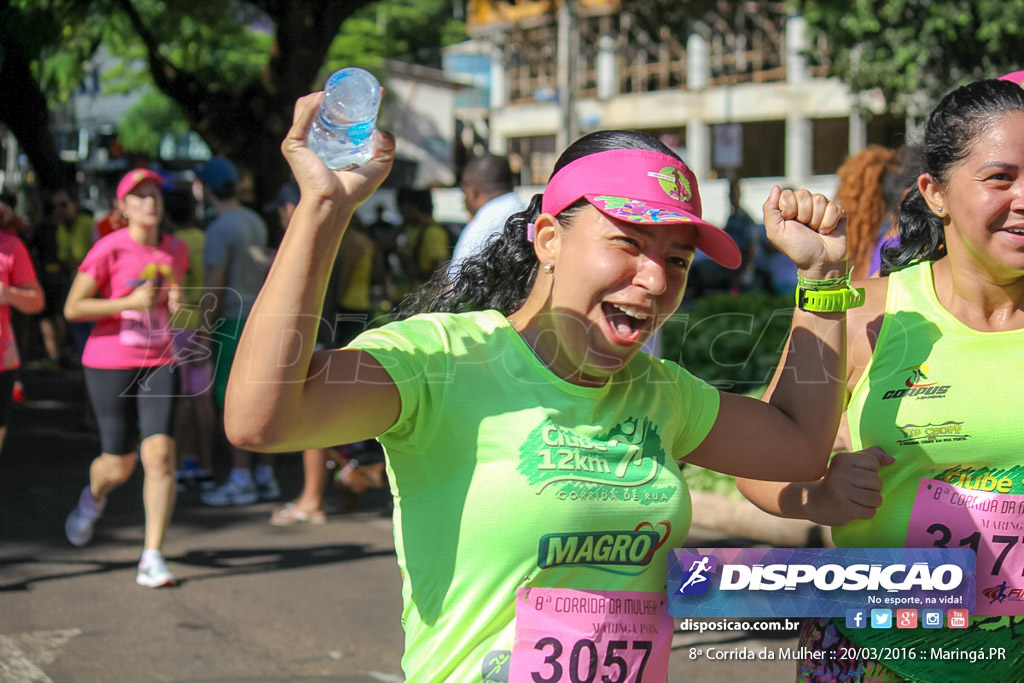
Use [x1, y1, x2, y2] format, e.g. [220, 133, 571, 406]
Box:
[2, 0, 466, 199]
[117, 91, 191, 158]
[325, 0, 466, 75]
[794, 0, 1024, 110]
[0, 0, 94, 189]
[660, 292, 794, 394]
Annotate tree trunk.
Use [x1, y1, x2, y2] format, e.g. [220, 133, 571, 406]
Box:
[0, 26, 76, 192]
[132, 0, 375, 211]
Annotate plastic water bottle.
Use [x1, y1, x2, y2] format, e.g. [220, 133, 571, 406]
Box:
[307, 67, 382, 170]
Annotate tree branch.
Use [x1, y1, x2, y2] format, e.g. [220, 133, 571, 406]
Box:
[114, 0, 206, 119]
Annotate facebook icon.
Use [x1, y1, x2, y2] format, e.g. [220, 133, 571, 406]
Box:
[845, 609, 867, 629]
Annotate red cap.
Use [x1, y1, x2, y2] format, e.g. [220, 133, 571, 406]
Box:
[116, 168, 164, 202]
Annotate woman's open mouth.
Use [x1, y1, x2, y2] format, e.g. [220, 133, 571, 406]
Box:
[601, 302, 650, 346]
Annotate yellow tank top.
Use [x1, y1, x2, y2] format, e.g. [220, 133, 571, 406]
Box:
[837, 260, 1024, 548]
[835, 261, 1024, 683]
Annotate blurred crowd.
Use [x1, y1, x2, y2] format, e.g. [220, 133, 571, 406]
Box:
[1, 158, 470, 522]
[1, 141, 922, 575]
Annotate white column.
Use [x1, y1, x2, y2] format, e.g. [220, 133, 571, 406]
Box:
[848, 107, 867, 156]
[597, 34, 618, 100]
[686, 119, 711, 183]
[556, 0, 578, 151]
[686, 32, 709, 91]
[785, 15, 809, 84]
[489, 41, 506, 110]
[786, 114, 812, 183]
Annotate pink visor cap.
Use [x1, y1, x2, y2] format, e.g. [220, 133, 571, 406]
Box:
[540, 149, 742, 269]
[999, 70, 1024, 86]
[116, 168, 164, 202]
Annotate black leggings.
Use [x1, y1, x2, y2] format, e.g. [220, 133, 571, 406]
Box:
[0, 370, 14, 428]
[84, 365, 179, 455]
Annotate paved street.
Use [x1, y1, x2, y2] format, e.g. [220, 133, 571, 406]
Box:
[1, 369, 800, 682]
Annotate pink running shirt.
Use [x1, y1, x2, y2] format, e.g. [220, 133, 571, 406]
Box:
[0, 234, 39, 371]
[79, 229, 189, 369]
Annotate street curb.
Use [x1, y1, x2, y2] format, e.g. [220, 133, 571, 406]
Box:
[689, 490, 833, 548]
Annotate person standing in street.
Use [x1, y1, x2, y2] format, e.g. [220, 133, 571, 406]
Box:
[193, 157, 279, 506]
[448, 153, 524, 278]
[163, 187, 216, 490]
[265, 180, 381, 525]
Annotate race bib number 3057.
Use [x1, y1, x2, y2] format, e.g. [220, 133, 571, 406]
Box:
[509, 588, 671, 682]
[908, 477, 1024, 616]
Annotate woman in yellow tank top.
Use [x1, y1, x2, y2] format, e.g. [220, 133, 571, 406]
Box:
[738, 75, 1024, 682]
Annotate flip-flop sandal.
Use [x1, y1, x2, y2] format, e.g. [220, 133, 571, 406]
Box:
[270, 503, 327, 526]
[339, 461, 387, 495]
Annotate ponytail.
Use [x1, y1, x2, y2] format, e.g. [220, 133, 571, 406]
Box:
[880, 185, 945, 274]
[396, 194, 544, 317]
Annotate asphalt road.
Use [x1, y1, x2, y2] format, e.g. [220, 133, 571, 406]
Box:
[1, 368, 800, 682]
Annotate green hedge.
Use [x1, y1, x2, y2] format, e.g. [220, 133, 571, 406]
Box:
[661, 292, 794, 394]
[661, 292, 794, 500]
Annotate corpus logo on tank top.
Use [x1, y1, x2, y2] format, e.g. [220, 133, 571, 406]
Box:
[516, 417, 675, 505]
[881, 363, 952, 401]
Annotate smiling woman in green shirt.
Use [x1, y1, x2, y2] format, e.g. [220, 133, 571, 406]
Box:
[225, 91, 853, 682]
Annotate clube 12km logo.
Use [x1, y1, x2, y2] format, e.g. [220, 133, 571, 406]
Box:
[516, 418, 676, 505]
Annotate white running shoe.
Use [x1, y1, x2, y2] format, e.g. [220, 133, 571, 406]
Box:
[200, 479, 258, 506]
[65, 486, 105, 547]
[136, 551, 175, 588]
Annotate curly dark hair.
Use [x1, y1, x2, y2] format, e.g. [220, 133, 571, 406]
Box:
[882, 79, 1024, 274]
[396, 130, 681, 318]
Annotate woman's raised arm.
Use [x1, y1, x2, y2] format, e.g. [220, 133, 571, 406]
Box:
[732, 275, 894, 520]
[685, 187, 849, 482]
[225, 93, 400, 453]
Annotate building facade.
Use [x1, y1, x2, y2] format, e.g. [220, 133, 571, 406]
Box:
[447, 0, 907, 225]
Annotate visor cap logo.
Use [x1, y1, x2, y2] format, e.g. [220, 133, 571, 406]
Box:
[648, 166, 692, 203]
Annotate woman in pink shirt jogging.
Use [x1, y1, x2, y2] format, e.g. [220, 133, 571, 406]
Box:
[62, 169, 188, 588]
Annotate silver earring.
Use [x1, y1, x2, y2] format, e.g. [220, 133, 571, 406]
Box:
[936, 206, 944, 216]
[543, 263, 553, 274]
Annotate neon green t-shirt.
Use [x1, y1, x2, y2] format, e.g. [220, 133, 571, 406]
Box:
[836, 261, 1024, 680]
[349, 309, 720, 682]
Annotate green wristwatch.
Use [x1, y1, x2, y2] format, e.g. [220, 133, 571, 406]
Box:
[795, 285, 866, 312]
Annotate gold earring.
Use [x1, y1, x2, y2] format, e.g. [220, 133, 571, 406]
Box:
[543, 263, 553, 274]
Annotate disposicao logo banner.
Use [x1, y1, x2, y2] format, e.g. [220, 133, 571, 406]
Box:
[667, 547, 975, 618]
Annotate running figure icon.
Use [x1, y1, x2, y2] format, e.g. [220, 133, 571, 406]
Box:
[678, 556, 713, 594]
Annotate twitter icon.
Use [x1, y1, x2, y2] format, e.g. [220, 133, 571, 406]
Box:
[870, 609, 892, 629]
